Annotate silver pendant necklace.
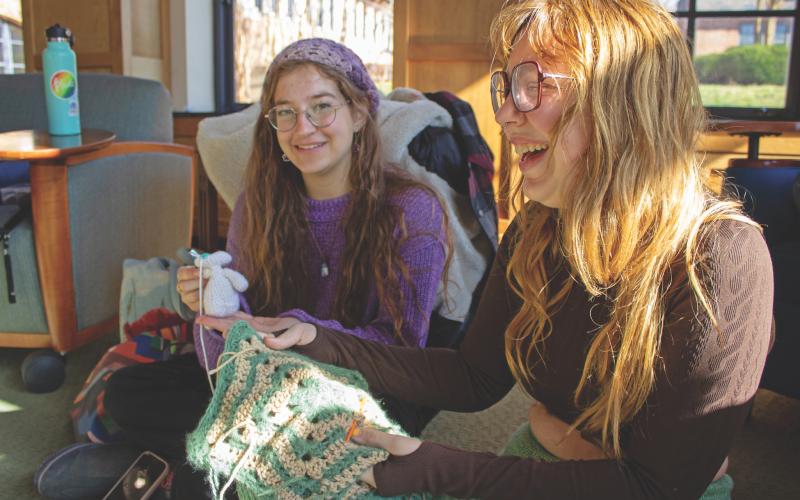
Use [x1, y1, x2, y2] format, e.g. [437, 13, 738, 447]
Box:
[308, 229, 330, 278]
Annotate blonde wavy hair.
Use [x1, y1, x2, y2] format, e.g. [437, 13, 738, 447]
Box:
[491, 0, 754, 457]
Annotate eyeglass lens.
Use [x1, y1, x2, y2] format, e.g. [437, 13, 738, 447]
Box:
[268, 103, 338, 132]
[491, 62, 542, 113]
[490, 71, 508, 113]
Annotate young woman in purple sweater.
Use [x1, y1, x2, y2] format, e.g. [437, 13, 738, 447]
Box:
[35, 39, 450, 500]
[180, 52, 450, 371]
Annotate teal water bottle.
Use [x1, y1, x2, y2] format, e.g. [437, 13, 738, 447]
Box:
[42, 24, 80, 136]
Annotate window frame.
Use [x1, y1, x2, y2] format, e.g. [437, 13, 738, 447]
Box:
[214, 0, 240, 114]
[669, 0, 800, 120]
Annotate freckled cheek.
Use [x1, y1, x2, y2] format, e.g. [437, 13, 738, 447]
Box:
[524, 109, 561, 140]
[562, 126, 590, 165]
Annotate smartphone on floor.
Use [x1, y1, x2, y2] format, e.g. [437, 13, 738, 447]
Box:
[102, 451, 169, 500]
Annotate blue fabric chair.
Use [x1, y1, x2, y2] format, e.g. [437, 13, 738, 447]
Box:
[0, 73, 194, 367]
[726, 159, 800, 400]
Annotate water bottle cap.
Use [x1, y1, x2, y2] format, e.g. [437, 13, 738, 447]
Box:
[45, 24, 74, 46]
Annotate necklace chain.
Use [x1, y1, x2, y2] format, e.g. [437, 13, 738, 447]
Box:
[307, 228, 330, 278]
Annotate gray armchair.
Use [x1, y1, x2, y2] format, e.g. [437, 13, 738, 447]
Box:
[0, 73, 194, 389]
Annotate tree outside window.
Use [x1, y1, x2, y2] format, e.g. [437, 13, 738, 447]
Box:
[233, 0, 393, 103]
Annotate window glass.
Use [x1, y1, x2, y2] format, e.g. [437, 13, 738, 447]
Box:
[233, 0, 393, 103]
[0, 1, 25, 75]
[694, 17, 793, 108]
[740, 22, 757, 45]
[775, 20, 791, 43]
[697, 0, 796, 11]
[11, 42, 22, 63]
[655, 0, 689, 11]
[676, 16, 689, 38]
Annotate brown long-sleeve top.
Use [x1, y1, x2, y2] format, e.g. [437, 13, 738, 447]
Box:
[296, 217, 773, 499]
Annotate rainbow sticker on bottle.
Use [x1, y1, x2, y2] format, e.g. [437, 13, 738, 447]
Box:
[50, 70, 76, 100]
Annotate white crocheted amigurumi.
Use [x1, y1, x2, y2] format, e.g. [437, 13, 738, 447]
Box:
[194, 251, 249, 317]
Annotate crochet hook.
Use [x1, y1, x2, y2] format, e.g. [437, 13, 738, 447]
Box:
[344, 397, 366, 443]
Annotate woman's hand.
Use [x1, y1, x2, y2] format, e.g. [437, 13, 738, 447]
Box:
[176, 265, 210, 312]
[196, 312, 317, 348]
[350, 427, 422, 488]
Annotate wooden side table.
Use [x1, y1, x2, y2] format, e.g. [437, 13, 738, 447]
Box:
[710, 120, 800, 160]
[0, 128, 115, 353]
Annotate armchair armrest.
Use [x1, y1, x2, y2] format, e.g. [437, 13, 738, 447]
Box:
[67, 141, 197, 236]
[66, 141, 198, 332]
[21, 141, 196, 352]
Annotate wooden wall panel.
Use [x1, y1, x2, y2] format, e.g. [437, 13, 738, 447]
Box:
[393, 0, 509, 219]
[22, 0, 123, 73]
[123, 0, 171, 90]
[131, 0, 161, 58]
[22, 0, 170, 90]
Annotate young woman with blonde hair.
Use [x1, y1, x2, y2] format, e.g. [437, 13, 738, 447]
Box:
[202, 1, 774, 498]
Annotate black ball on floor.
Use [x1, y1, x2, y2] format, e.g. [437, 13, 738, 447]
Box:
[21, 349, 66, 393]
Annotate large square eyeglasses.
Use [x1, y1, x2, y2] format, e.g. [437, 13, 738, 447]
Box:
[490, 61, 574, 113]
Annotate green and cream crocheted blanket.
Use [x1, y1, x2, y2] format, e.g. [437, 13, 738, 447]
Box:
[186, 321, 413, 499]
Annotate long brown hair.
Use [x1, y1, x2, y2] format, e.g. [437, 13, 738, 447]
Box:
[239, 60, 449, 345]
[491, 0, 755, 456]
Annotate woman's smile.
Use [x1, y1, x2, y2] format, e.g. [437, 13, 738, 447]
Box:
[514, 140, 551, 179]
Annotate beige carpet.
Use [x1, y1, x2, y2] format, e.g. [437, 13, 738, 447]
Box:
[0, 333, 116, 499]
[422, 384, 532, 453]
[1, 337, 798, 499]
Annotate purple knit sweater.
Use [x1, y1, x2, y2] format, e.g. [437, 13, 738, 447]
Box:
[194, 187, 446, 371]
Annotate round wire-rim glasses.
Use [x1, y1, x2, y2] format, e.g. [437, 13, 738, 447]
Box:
[265, 101, 349, 132]
[490, 60, 574, 113]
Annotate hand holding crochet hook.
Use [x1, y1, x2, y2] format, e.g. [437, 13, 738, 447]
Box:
[348, 425, 422, 488]
[196, 312, 317, 345]
[196, 312, 423, 489]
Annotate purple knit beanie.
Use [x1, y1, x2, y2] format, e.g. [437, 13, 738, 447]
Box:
[266, 38, 380, 115]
